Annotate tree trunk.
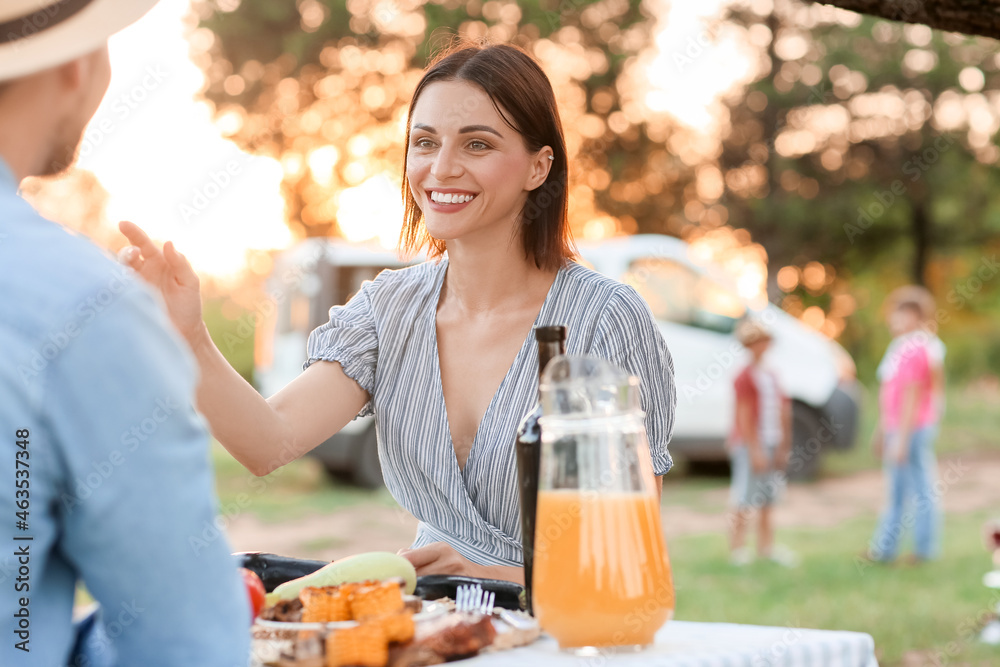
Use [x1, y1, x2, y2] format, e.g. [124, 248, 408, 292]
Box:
[911, 199, 930, 285]
[811, 0, 1000, 40]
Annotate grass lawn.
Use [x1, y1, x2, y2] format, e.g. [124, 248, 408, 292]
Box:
[670, 511, 1000, 666]
[211, 442, 397, 523]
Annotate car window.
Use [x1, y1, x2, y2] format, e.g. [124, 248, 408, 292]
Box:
[622, 257, 745, 334]
[693, 278, 745, 333]
[622, 257, 697, 325]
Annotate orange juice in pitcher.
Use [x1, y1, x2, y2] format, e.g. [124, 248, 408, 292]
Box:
[531, 355, 674, 652]
[533, 489, 673, 649]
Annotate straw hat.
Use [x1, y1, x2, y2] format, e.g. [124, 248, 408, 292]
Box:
[0, 0, 159, 82]
[735, 317, 772, 346]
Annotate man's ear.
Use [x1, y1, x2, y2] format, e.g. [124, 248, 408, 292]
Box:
[54, 57, 84, 92]
[55, 47, 111, 112]
[524, 146, 554, 192]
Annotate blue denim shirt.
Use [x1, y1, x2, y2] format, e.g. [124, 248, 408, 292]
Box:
[0, 158, 250, 666]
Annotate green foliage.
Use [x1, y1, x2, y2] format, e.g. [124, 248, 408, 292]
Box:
[720, 8, 1000, 380]
[198, 0, 648, 77]
[723, 16, 995, 266]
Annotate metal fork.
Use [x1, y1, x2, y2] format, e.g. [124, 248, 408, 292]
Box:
[455, 583, 536, 631]
[455, 583, 495, 615]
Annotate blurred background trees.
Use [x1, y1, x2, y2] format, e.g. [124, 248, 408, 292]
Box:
[191, 0, 1000, 383]
[192, 0, 697, 243]
[717, 2, 1000, 378]
[36, 0, 982, 384]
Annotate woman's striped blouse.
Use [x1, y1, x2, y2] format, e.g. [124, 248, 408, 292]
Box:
[304, 258, 676, 567]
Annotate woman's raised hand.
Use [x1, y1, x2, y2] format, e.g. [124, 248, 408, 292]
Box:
[118, 220, 205, 345]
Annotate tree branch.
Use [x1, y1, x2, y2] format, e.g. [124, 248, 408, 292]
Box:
[810, 0, 1000, 40]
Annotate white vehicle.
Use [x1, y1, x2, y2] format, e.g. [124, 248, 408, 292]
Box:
[255, 235, 858, 486]
[577, 235, 859, 479]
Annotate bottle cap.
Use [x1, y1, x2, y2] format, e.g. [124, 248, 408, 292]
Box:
[534, 325, 567, 343]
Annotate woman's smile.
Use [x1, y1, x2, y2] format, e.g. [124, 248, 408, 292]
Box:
[426, 188, 479, 212]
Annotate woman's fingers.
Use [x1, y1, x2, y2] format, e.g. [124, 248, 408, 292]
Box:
[399, 544, 442, 570]
[118, 220, 162, 261]
[117, 222, 198, 290]
[118, 220, 172, 284]
[163, 241, 199, 289]
[115, 222, 204, 342]
[117, 245, 144, 272]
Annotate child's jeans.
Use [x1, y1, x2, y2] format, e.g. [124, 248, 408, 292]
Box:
[869, 425, 941, 561]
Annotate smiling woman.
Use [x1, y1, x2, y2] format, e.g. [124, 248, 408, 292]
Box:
[400, 44, 571, 271]
[118, 40, 676, 585]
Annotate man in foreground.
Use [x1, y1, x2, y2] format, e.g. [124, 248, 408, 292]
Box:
[0, 1, 250, 664]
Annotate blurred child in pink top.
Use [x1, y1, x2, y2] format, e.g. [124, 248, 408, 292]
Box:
[867, 286, 943, 563]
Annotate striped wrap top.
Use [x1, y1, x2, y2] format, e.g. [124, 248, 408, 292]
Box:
[304, 258, 675, 566]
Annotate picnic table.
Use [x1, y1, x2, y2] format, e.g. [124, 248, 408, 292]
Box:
[463, 620, 878, 667]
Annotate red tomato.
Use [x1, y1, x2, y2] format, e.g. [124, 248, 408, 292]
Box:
[240, 568, 266, 621]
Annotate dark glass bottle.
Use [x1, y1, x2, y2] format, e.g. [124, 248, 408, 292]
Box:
[515, 324, 566, 615]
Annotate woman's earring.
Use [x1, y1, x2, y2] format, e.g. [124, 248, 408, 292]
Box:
[547, 155, 554, 160]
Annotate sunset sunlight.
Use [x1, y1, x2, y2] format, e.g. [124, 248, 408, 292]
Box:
[77, 0, 289, 279]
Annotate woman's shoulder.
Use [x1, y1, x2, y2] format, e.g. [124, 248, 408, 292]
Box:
[560, 261, 654, 321]
[558, 260, 643, 305]
[555, 261, 661, 356]
[561, 259, 618, 289]
[371, 258, 442, 283]
[363, 259, 445, 298]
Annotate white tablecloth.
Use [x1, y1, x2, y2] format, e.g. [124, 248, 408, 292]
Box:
[466, 620, 878, 667]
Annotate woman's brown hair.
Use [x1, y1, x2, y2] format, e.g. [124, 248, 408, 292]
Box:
[399, 42, 573, 271]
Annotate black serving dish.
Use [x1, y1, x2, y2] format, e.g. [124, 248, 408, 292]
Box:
[413, 575, 526, 611]
[234, 552, 329, 593]
[234, 553, 526, 611]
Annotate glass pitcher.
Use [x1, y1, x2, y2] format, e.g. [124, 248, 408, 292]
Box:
[531, 355, 674, 653]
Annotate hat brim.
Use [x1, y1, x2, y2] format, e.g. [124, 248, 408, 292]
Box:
[0, 0, 159, 81]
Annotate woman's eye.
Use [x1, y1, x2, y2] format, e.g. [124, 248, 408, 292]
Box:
[413, 137, 435, 148]
[468, 140, 490, 151]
